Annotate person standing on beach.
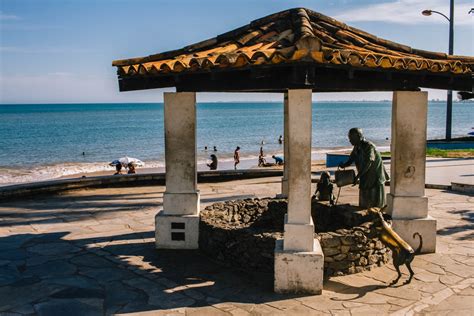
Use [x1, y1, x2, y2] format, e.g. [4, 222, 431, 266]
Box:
[213, 146, 217, 152]
[114, 164, 123, 175]
[278, 135, 283, 144]
[338, 128, 389, 208]
[258, 146, 266, 167]
[234, 146, 240, 170]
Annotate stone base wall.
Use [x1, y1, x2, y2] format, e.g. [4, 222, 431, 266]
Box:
[318, 225, 390, 276]
[200, 198, 284, 271]
[199, 198, 390, 277]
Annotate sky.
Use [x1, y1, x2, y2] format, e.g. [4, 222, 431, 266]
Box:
[0, 0, 473, 104]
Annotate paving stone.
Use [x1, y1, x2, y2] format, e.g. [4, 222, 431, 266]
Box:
[186, 306, 228, 315]
[0, 265, 20, 286]
[27, 242, 81, 256]
[414, 271, 440, 282]
[34, 298, 102, 316]
[0, 311, 22, 316]
[47, 275, 101, 290]
[330, 310, 351, 316]
[266, 299, 304, 311]
[349, 291, 391, 305]
[115, 298, 159, 314]
[341, 301, 364, 308]
[182, 288, 205, 301]
[298, 296, 345, 311]
[421, 288, 454, 306]
[8, 276, 41, 287]
[227, 307, 252, 316]
[10, 303, 35, 314]
[1, 180, 473, 315]
[104, 281, 141, 312]
[69, 253, 116, 268]
[246, 304, 284, 315]
[443, 263, 472, 278]
[0, 282, 64, 312]
[51, 287, 104, 300]
[424, 264, 447, 275]
[26, 253, 77, 267]
[205, 297, 221, 304]
[439, 273, 463, 285]
[456, 285, 474, 295]
[419, 282, 447, 294]
[123, 277, 165, 294]
[79, 267, 135, 284]
[75, 297, 104, 310]
[387, 297, 417, 307]
[0, 249, 28, 261]
[0, 234, 36, 251]
[23, 232, 69, 245]
[148, 289, 191, 308]
[350, 304, 390, 315]
[24, 260, 77, 279]
[419, 291, 474, 314]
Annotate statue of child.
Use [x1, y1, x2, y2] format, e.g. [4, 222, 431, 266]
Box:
[313, 171, 335, 205]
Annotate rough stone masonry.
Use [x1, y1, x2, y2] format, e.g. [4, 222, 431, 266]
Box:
[199, 198, 390, 277]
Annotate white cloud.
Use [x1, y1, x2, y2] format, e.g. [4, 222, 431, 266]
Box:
[0, 11, 20, 21]
[334, 0, 473, 25]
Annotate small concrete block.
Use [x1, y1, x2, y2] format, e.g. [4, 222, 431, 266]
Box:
[155, 210, 199, 249]
[283, 223, 315, 252]
[392, 216, 436, 253]
[274, 239, 324, 294]
[387, 194, 428, 219]
[163, 191, 200, 216]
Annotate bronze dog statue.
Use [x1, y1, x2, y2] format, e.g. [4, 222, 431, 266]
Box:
[369, 206, 422, 286]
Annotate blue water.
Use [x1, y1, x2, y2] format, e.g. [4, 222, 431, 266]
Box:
[0, 102, 472, 183]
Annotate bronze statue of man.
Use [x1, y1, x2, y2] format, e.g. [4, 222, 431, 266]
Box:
[339, 128, 389, 208]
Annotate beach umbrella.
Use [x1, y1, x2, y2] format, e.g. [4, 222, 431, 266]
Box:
[110, 156, 145, 167]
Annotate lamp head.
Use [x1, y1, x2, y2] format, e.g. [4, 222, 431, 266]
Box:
[422, 10, 432, 16]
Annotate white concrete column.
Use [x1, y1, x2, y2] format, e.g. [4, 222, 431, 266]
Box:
[387, 91, 436, 253]
[285, 89, 314, 252]
[155, 92, 200, 249]
[274, 89, 323, 294]
[280, 93, 289, 197]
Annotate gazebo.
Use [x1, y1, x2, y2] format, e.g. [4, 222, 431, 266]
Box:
[113, 8, 473, 294]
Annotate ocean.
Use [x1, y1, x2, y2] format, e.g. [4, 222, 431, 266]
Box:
[0, 101, 472, 185]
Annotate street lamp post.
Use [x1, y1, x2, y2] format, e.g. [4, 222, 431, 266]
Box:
[422, 0, 454, 140]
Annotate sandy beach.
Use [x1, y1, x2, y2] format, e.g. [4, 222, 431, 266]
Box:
[59, 157, 327, 180]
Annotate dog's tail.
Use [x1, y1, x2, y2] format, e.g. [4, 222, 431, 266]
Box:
[413, 232, 423, 254]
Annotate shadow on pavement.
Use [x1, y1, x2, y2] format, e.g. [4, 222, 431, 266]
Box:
[0, 230, 306, 314]
[437, 209, 474, 240]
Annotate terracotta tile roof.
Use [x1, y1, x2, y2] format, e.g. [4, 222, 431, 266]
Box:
[113, 8, 473, 78]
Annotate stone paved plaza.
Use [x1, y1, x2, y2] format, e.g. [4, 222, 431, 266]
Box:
[0, 177, 472, 315]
